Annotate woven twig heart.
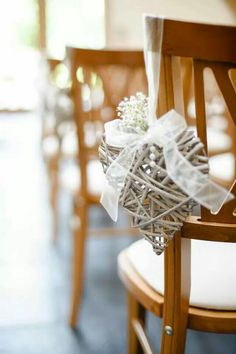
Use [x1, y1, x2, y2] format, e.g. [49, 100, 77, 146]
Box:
[99, 129, 208, 254]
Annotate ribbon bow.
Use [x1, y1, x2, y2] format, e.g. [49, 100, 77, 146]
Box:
[100, 15, 234, 221]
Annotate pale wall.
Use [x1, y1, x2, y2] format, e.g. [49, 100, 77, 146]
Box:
[105, 0, 236, 48]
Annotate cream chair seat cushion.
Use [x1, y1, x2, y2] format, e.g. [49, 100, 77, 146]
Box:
[126, 239, 236, 310]
[59, 159, 105, 196]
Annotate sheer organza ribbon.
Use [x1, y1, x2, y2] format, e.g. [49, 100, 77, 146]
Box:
[100, 15, 234, 221]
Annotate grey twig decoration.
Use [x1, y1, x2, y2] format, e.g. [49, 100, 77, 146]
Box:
[99, 129, 208, 255]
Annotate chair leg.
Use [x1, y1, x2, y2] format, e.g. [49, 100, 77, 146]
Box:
[69, 198, 87, 328]
[160, 316, 187, 354]
[128, 291, 146, 354]
[160, 237, 190, 354]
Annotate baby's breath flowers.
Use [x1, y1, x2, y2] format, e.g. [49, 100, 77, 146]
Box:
[117, 92, 149, 134]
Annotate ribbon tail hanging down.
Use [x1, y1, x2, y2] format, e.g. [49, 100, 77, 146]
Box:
[100, 139, 139, 221]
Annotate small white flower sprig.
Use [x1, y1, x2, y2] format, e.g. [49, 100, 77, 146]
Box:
[117, 92, 149, 134]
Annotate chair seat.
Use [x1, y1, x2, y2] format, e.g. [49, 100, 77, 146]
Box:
[59, 159, 105, 196]
[126, 239, 236, 310]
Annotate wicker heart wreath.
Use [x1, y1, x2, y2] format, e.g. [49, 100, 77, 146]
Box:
[99, 94, 209, 255]
[98, 16, 233, 255]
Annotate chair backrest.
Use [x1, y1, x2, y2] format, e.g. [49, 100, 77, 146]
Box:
[154, 18, 236, 224]
[67, 47, 147, 195]
[146, 16, 236, 352]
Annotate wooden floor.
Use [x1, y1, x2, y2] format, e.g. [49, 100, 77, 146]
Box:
[0, 112, 235, 354]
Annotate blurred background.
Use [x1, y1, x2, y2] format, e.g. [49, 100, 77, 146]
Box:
[0, 1, 236, 354]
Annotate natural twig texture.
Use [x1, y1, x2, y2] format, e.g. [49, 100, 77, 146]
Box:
[99, 129, 208, 255]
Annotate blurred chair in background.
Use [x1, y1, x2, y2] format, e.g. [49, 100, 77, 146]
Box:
[118, 17, 236, 354]
[66, 47, 147, 327]
[41, 57, 76, 240]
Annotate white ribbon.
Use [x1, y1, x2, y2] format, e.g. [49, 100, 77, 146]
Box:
[100, 15, 234, 221]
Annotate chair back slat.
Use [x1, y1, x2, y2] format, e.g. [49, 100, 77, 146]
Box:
[212, 63, 236, 125]
[192, 59, 236, 222]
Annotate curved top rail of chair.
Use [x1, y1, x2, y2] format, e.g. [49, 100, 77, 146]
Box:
[146, 16, 236, 63]
[66, 47, 145, 67]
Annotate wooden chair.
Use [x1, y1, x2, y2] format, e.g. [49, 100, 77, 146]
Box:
[118, 17, 236, 354]
[66, 47, 147, 327]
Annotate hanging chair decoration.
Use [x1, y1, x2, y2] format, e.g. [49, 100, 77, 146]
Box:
[98, 16, 234, 255]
